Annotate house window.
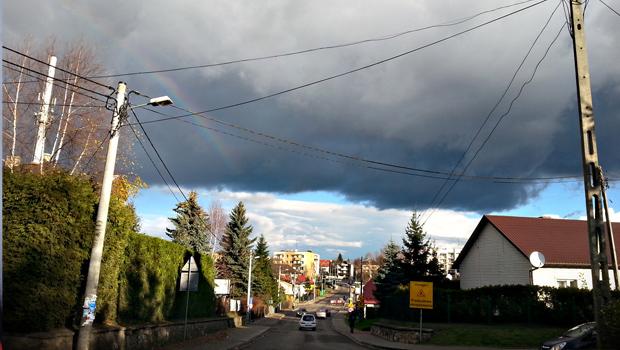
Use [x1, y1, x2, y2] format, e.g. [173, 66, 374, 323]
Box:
[557, 279, 578, 288]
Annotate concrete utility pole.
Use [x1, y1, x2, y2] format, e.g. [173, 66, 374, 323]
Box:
[246, 251, 254, 324]
[32, 55, 57, 165]
[600, 175, 619, 291]
[569, 1, 611, 346]
[76, 82, 126, 350]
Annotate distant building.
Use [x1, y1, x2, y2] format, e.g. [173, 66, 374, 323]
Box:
[273, 250, 320, 279]
[361, 263, 380, 280]
[435, 247, 460, 277]
[319, 259, 331, 275]
[453, 215, 619, 290]
[334, 260, 354, 280]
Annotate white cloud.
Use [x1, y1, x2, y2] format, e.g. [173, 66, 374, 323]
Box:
[141, 187, 481, 258]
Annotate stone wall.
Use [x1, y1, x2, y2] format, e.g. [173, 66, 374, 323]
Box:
[370, 323, 433, 344]
[4, 317, 233, 350]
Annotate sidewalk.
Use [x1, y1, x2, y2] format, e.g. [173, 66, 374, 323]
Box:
[159, 314, 283, 350]
[330, 314, 516, 350]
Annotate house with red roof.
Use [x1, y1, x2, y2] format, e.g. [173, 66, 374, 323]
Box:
[452, 215, 619, 290]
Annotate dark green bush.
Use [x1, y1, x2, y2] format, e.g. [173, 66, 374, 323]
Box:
[3, 169, 97, 332]
[3, 169, 217, 332]
[378, 284, 616, 326]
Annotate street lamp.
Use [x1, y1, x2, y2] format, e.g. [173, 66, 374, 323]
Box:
[76, 82, 172, 350]
[246, 251, 259, 324]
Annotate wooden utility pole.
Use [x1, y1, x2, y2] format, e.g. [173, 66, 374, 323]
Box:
[569, 1, 611, 347]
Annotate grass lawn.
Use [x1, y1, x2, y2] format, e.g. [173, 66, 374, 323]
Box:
[358, 318, 565, 348]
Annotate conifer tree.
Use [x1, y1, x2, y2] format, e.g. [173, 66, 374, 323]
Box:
[374, 239, 404, 302]
[400, 212, 444, 282]
[253, 235, 278, 301]
[218, 201, 256, 297]
[166, 191, 211, 255]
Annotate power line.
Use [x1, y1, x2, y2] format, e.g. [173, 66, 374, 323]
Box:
[79, 0, 541, 78]
[128, 103, 220, 242]
[2, 45, 115, 91]
[422, 21, 566, 225]
[1, 101, 105, 108]
[599, 0, 620, 17]
[2, 63, 109, 104]
[2, 59, 111, 100]
[132, 0, 550, 125]
[421, 0, 562, 222]
[134, 100, 585, 184]
[126, 115, 180, 203]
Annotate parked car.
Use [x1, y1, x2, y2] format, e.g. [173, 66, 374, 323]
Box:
[540, 322, 597, 350]
[299, 313, 317, 331]
[316, 308, 327, 319]
[295, 308, 307, 317]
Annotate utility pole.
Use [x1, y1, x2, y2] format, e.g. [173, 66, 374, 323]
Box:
[76, 82, 126, 350]
[246, 251, 254, 324]
[600, 172, 619, 291]
[569, 1, 611, 346]
[32, 55, 57, 166]
[277, 265, 281, 310]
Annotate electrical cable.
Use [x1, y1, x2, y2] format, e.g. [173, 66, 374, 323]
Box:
[599, 0, 620, 17]
[128, 102, 220, 242]
[126, 117, 180, 202]
[2, 63, 109, 104]
[422, 21, 566, 225]
[1, 101, 105, 108]
[131, 0, 550, 125]
[2, 59, 111, 100]
[420, 1, 562, 222]
[81, 0, 541, 78]
[134, 101, 586, 184]
[2, 45, 115, 91]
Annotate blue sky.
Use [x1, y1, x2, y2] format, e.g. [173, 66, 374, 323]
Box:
[132, 180, 620, 260]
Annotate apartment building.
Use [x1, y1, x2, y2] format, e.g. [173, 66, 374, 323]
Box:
[436, 247, 460, 275]
[273, 250, 320, 279]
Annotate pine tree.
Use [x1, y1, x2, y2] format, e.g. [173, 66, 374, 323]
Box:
[374, 239, 404, 302]
[166, 191, 211, 255]
[253, 235, 278, 301]
[400, 212, 444, 282]
[218, 201, 256, 297]
[336, 253, 344, 264]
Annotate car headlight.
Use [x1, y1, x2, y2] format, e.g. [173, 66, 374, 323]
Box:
[551, 342, 566, 350]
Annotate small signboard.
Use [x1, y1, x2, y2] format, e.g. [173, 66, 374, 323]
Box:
[409, 281, 433, 309]
[214, 279, 230, 295]
[179, 256, 199, 292]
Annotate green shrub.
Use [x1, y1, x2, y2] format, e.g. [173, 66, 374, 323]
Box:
[600, 298, 620, 348]
[378, 283, 614, 326]
[3, 169, 97, 332]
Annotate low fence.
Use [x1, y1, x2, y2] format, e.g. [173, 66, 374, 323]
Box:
[4, 317, 234, 350]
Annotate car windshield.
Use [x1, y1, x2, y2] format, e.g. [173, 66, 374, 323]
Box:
[302, 315, 314, 321]
[563, 323, 595, 337]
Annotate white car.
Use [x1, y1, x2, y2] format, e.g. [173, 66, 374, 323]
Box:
[299, 313, 317, 331]
[315, 309, 327, 319]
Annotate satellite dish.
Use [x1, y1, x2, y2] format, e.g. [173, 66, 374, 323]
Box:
[529, 251, 546, 268]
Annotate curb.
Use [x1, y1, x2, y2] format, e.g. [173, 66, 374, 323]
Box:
[330, 317, 386, 350]
[226, 326, 271, 350]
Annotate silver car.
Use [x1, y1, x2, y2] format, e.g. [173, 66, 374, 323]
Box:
[299, 314, 317, 331]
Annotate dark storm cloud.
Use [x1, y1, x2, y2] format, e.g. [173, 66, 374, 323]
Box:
[5, 0, 620, 212]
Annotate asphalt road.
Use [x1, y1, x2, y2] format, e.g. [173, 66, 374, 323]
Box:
[241, 289, 365, 350]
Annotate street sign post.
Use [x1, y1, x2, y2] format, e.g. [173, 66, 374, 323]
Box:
[180, 256, 199, 340]
[410, 281, 433, 343]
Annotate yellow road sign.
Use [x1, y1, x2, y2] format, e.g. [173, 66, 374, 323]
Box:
[409, 281, 433, 309]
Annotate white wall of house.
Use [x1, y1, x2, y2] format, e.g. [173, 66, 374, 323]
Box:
[459, 224, 531, 289]
[532, 267, 618, 290]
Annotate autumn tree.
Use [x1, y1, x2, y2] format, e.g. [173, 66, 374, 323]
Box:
[2, 39, 135, 176]
[166, 191, 212, 255]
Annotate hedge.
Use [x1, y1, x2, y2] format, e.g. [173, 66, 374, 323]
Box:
[3, 169, 98, 332]
[379, 284, 620, 326]
[3, 168, 217, 333]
